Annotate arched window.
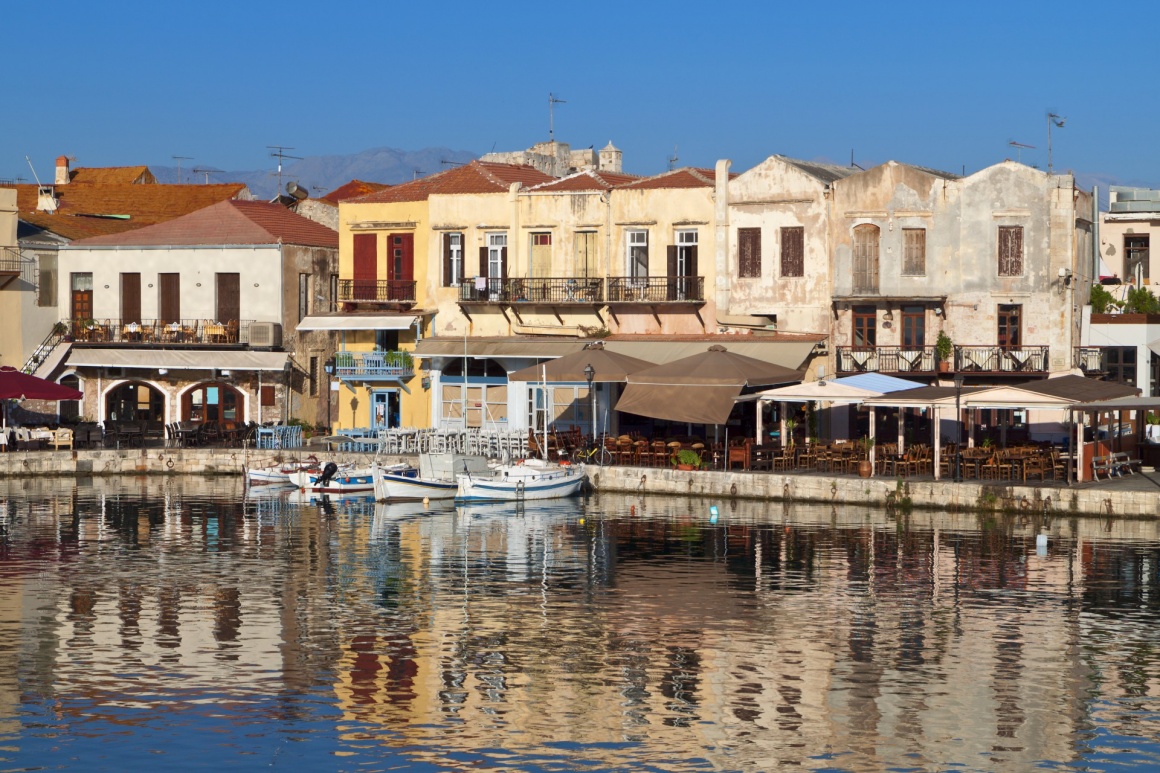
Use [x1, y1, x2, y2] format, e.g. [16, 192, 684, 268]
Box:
[59, 374, 81, 422]
[182, 382, 243, 424]
[853, 224, 880, 293]
[440, 359, 508, 428]
[106, 381, 165, 429]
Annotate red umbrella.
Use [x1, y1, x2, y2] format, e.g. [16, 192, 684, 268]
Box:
[0, 366, 82, 400]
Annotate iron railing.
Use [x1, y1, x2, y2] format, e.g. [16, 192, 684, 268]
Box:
[955, 345, 1049, 373]
[338, 279, 417, 303]
[0, 247, 20, 274]
[458, 276, 604, 303]
[606, 276, 705, 303]
[62, 318, 255, 345]
[836, 346, 939, 374]
[333, 349, 414, 379]
[1074, 347, 1105, 375]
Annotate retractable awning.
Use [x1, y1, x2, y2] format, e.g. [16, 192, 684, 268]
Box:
[297, 314, 417, 331]
[64, 349, 290, 371]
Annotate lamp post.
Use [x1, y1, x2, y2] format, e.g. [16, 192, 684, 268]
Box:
[324, 357, 335, 433]
[953, 372, 964, 482]
[583, 363, 596, 443]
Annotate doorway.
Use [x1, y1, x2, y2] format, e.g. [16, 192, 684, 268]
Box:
[371, 389, 400, 431]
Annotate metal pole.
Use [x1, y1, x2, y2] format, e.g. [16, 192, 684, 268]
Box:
[954, 375, 963, 482]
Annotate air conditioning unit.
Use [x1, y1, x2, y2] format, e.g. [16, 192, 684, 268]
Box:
[249, 322, 282, 349]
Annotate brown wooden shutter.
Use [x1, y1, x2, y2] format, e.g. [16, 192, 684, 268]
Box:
[687, 245, 698, 279]
[738, 228, 761, 278]
[159, 273, 180, 323]
[780, 227, 804, 277]
[260, 385, 276, 407]
[399, 233, 414, 281]
[353, 233, 377, 300]
[667, 245, 678, 277]
[500, 246, 508, 279]
[998, 226, 1023, 276]
[479, 246, 488, 277]
[216, 273, 240, 322]
[121, 272, 141, 323]
[443, 234, 453, 287]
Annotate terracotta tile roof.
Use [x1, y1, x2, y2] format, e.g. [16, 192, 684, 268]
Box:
[8, 182, 249, 241]
[348, 161, 554, 204]
[68, 166, 155, 185]
[529, 169, 641, 192]
[319, 179, 390, 205]
[69, 200, 337, 248]
[619, 167, 721, 190]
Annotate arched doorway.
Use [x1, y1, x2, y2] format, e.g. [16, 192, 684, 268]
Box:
[439, 358, 508, 429]
[59, 374, 82, 422]
[105, 381, 165, 430]
[182, 381, 244, 424]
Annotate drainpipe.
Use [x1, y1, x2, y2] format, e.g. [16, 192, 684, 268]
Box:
[714, 159, 732, 326]
[509, 182, 521, 281]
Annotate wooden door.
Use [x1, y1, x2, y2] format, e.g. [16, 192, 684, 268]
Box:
[216, 273, 240, 323]
[901, 306, 925, 347]
[353, 233, 377, 300]
[388, 233, 414, 284]
[853, 305, 877, 347]
[158, 273, 180, 323]
[121, 273, 141, 323]
[998, 304, 1021, 348]
[70, 272, 93, 322]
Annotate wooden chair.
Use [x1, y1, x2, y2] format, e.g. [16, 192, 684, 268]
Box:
[1049, 450, 1068, 480]
[50, 427, 74, 451]
[1022, 453, 1046, 482]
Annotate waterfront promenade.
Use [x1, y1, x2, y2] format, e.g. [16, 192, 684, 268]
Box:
[0, 445, 1156, 518]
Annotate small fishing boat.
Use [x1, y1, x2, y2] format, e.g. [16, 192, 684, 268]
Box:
[288, 461, 379, 494]
[244, 456, 320, 486]
[374, 453, 490, 502]
[455, 458, 585, 502]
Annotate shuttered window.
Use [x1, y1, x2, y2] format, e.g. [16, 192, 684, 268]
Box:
[853, 224, 880, 293]
[216, 273, 240, 322]
[121, 272, 141, 323]
[38, 254, 56, 308]
[443, 232, 463, 287]
[780, 227, 804, 277]
[902, 228, 926, 276]
[738, 228, 761, 278]
[260, 385, 276, 407]
[998, 226, 1023, 276]
[158, 273, 180, 323]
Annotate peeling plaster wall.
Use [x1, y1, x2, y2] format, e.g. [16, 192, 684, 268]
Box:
[724, 157, 834, 335]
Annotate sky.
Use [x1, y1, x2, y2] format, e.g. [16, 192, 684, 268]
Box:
[4, 0, 1158, 192]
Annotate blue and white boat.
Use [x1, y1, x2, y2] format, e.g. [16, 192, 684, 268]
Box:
[374, 453, 490, 502]
[288, 463, 378, 494]
[455, 458, 585, 502]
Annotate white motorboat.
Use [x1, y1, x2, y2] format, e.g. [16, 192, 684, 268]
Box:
[244, 456, 320, 486]
[373, 453, 490, 502]
[455, 459, 585, 502]
[288, 461, 378, 494]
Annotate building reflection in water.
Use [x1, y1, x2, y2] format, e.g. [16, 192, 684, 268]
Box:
[0, 477, 1158, 771]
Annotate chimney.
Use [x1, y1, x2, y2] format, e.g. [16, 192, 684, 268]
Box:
[55, 156, 70, 185]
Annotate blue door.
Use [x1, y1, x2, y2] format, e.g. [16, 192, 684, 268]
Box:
[371, 390, 400, 431]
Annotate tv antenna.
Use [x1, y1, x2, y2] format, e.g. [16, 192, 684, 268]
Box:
[849, 149, 864, 171]
[171, 155, 193, 183]
[267, 145, 303, 192]
[440, 159, 465, 167]
[548, 92, 566, 141]
[1007, 140, 1035, 164]
[191, 166, 218, 184]
[668, 145, 679, 171]
[1046, 112, 1066, 174]
[413, 168, 423, 180]
[24, 155, 45, 187]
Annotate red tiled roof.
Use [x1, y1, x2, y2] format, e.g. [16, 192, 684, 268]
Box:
[9, 182, 249, 240]
[529, 170, 641, 192]
[70, 200, 338, 248]
[348, 161, 554, 204]
[619, 167, 721, 190]
[69, 166, 155, 185]
[319, 179, 391, 205]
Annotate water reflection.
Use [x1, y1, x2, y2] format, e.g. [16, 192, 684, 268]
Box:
[1, 477, 1159, 771]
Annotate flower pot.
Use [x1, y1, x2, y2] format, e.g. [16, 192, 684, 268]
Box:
[858, 460, 872, 478]
[676, 463, 694, 471]
[938, 361, 951, 373]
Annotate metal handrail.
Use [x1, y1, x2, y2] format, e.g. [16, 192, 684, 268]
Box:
[606, 276, 705, 302]
[836, 345, 938, 373]
[954, 345, 1049, 373]
[338, 279, 417, 303]
[458, 276, 604, 303]
[62, 318, 254, 345]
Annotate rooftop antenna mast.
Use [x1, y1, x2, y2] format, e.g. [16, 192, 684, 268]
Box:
[1047, 112, 1066, 174]
[267, 145, 303, 192]
[192, 166, 216, 184]
[171, 155, 193, 184]
[548, 92, 566, 141]
[1007, 140, 1035, 164]
[668, 145, 679, 171]
[24, 155, 45, 187]
[849, 149, 864, 171]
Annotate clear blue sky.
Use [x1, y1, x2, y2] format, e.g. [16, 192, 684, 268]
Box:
[4, 0, 1156, 191]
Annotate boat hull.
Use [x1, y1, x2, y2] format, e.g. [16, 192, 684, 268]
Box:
[373, 467, 459, 501]
[455, 463, 585, 502]
[288, 467, 376, 494]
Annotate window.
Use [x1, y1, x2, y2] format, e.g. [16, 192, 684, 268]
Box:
[627, 230, 648, 279]
[901, 306, 925, 347]
[1104, 347, 1137, 387]
[852, 305, 877, 347]
[902, 228, 926, 276]
[216, 273, 240, 323]
[260, 385, 276, 407]
[738, 228, 761, 278]
[37, 254, 56, 308]
[443, 232, 463, 287]
[1126, 234, 1149, 283]
[530, 232, 552, 278]
[998, 226, 1023, 276]
[158, 273, 180, 323]
[528, 385, 591, 433]
[998, 304, 1022, 348]
[441, 359, 509, 429]
[675, 229, 697, 276]
[121, 272, 141, 324]
[298, 273, 309, 322]
[853, 224, 880, 293]
[487, 233, 507, 279]
[309, 356, 318, 397]
[70, 272, 93, 322]
[575, 231, 597, 278]
[780, 226, 804, 277]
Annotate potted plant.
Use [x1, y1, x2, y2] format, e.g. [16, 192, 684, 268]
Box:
[936, 330, 953, 373]
[856, 436, 874, 478]
[783, 418, 798, 449]
[672, 449, 703, 471]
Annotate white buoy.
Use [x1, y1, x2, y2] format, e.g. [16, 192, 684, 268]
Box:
[1036, 533, 1048, 556]
[423, 496, 430, 507]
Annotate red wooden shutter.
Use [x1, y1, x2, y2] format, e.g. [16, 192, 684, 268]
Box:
[121, 272, 141, 323]
[353, 233, 377, 300]
[398, 233, 414, 281]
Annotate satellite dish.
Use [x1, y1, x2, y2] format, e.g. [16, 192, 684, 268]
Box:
[286, 181, 308, 200]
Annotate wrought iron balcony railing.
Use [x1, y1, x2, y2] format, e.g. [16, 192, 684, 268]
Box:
[458, 277, 604, 304]
[61, 318, 255, 346]
[0, 247, 21, 275]
[338, 279, 417, 304]
[606, 276, 705, 303]
[836, 346, 939, 374]
[333, 349, 414, 379]
[1074, 347, 1105, 375]
[954, 345, 1049, 373]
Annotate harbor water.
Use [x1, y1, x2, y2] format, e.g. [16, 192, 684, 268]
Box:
[1, 475, 1159, 772]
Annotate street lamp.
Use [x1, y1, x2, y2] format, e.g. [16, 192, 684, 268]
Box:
[583, 363, 596, 442]
[324, 357, 336, 432]
[953, 372, 964, 482]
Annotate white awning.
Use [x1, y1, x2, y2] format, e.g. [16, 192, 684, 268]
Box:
[64, 349, 290, 371]
[297, 315, 417, 331]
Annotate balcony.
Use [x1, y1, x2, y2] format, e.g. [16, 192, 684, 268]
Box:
[63, 319, 255, 346]
[1074, 347, 1105, 376]
[0, 247, 19, 276]
[338, 279, 417, 305]
[836, 346, 939, 374]
[333, 349, 414, 380]
[955, 345, 1049, 374]
[606, 276, 704, 303]
[458, 276, 604, 304]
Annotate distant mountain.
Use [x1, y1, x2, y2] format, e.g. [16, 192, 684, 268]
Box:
[152, 146, 478, 199]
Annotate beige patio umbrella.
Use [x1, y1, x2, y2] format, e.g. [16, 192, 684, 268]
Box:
[506, 342, 655, 383]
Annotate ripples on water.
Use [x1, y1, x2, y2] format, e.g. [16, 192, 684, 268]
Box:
[1, 476, 1159, 772]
